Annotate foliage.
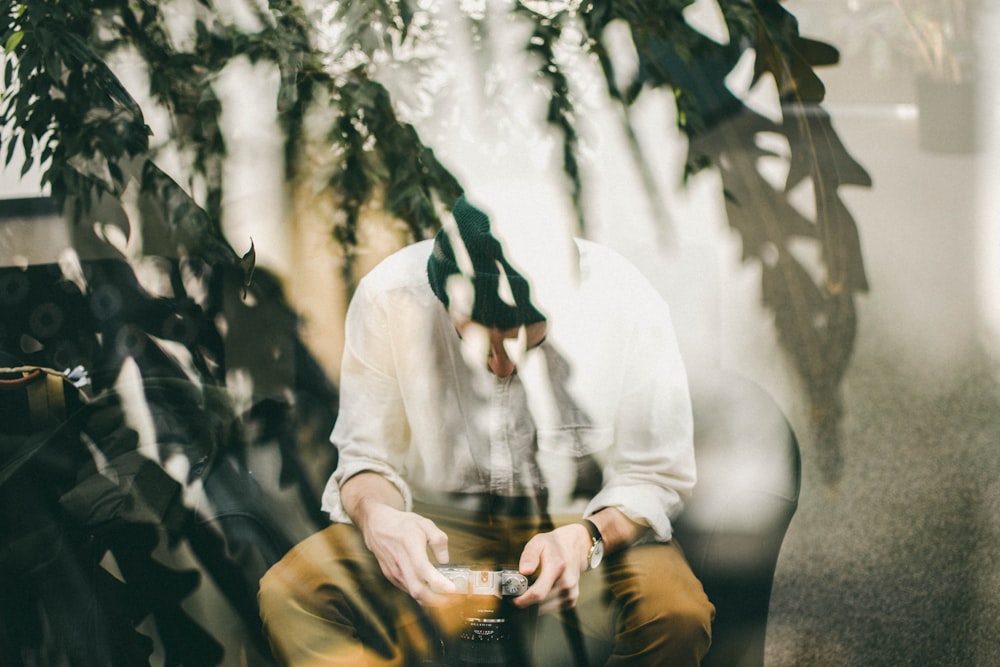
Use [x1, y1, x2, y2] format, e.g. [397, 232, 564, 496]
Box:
[533, 0, 869, 481]
[0, 0, 874, 661]
[2, 0, 867, 484]
[1, 0, 149, 214]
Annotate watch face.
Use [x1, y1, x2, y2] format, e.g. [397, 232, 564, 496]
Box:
[589, 540, 605, 569]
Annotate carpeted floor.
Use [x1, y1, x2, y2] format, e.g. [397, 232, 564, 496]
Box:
[764, 349, 1000, 666]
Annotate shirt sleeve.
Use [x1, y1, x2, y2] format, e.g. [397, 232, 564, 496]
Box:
[321, 280, 415, 523]
[582, 279, 695, 543]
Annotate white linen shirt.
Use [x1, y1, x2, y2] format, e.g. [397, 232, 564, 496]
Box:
[321, 238, 695, 542]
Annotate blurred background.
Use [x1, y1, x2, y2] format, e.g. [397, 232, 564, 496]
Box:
[1, 0, 997, 665]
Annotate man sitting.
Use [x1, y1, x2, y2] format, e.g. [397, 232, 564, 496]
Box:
[258, 194, 714, 666]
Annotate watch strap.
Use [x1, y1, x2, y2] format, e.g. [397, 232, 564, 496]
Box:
[581, 518, 603, 544]
[581, 518, 604, 570]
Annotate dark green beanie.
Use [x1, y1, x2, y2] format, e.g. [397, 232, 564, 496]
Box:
[427, 195, 546, 329]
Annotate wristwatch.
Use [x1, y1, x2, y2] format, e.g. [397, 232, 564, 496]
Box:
[581, 518, 605, 570]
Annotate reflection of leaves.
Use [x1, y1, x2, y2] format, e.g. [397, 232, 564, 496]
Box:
[514, 2, 585, 228]
[326, 71, 462, 283]
[328, 0, 420, 62]
[581, 0, 871, 484]
[4, 0, 869, 492]
[105, 524, 225, 667]
[111, 5, 229, 222]
[0, 1, 151, 214]
[1, 253, 333, 662]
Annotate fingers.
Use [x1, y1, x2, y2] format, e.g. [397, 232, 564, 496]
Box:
[397, 528, 450, 600]
[518, 539, 541, 578]
[516, 572, 579, 610]
[413, 518, 454, 600]
[369, 515, 589, 611]
[366, 510, 455, 604]
[425, 521, 451, 565]
[513, 533, 578, 610]
[538, 582, 580, 615]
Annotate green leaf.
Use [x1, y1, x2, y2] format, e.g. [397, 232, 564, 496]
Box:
[4, 30, 23, 54]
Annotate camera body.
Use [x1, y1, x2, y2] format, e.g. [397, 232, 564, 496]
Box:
[435, 566, 529, 598]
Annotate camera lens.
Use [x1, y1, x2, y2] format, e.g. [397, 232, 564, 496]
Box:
[458, 603, 511, 665]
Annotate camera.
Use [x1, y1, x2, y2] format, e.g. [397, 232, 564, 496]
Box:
[433, 566, 529, 598]
[431, 567, 533, 666]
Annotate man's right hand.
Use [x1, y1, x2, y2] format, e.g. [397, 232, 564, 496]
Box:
[342, 473, 456, 605]
[359, 503, 456, 604]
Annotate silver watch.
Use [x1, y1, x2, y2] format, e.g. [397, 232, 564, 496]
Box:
[581, 518, 605, 570]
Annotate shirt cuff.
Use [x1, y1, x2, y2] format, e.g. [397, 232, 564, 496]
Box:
[583, 483, 684, 543]
[321, 461, 414, 524]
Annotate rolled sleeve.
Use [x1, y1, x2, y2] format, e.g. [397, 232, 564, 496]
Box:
[585, 287, 695, 543]
[322, 458, 414, 524]
[320, 279, 415, 523]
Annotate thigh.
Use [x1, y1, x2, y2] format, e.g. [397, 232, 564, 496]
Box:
[602, 540, 712, 621]
[570, 541, 700, 634]
[259, 524, 437, 666]
[557, 540, 711, 662]
[259, 514, 522, 667]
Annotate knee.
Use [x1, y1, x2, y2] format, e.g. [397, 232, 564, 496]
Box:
[258, 525, 359, 625]
[259, 557, 315, 638]
[258, 561, 292, 624]
[629, 591, 714, 645]
[258, 536, 335, 628]
[615, 585, 715, 664]
[661, 595, 714, 649]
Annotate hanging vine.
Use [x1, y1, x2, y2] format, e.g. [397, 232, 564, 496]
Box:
[3, 1, 870, 486]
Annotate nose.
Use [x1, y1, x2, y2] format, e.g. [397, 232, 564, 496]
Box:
[487, 331, 517, 378]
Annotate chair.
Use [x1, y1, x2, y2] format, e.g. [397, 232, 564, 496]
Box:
[535, 367, 801, 666]
[675, 368, 801, 667]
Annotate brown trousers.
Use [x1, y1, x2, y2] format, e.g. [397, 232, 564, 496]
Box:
[258, 503, 713, 666]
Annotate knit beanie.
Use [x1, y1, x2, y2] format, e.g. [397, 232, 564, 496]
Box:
[427, 195, 547, 329]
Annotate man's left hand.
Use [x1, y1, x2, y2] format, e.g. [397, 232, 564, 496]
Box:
[512, 523, 592, 614]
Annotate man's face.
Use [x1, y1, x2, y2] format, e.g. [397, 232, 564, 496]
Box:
[452, 317, 548, 378]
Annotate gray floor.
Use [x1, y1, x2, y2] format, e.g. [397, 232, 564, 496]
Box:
[743, 84, 1000, 663]
[765, 349, 1000, 666]
[756, 114, 1000, 664]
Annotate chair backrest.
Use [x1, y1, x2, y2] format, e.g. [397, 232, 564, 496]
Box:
[534, 367, 801, 667]
[673, 367, 801, 667]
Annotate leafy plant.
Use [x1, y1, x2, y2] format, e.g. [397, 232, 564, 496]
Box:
[2, 0, 868, 540]
[0, 0, 874, 662]
[314, 0, 871, 485]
